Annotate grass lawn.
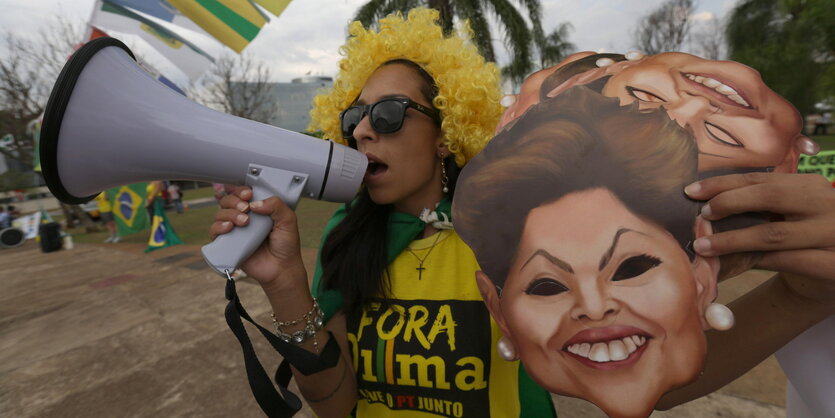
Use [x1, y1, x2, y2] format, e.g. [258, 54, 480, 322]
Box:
[812, 134, 835, 151]
[66, 188, 342, 250]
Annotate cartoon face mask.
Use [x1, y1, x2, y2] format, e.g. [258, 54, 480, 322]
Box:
[497, 52, 818, 174]
[452, 65, 807, 415]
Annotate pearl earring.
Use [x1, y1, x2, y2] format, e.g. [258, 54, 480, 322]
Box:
[705, 303, 735, 331]
[625, 50, 645, 61]
[496, 336, 518, 361]
[500, 94, 517, 107]
[595, 57, 615, 67]
[439, 154, 449, 194]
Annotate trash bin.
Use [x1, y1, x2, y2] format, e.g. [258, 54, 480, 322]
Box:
[39, 222, 63, 253]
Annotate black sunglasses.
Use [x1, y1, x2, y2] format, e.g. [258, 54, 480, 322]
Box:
[340, 97, 440, 139]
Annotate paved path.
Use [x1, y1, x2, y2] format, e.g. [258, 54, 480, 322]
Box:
[0, 241, 788, 417]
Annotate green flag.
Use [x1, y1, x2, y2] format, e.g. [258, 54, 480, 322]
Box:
[28, 117, 42, 171]
[109, 183, 150, 236]
[145, 199, 183, 252]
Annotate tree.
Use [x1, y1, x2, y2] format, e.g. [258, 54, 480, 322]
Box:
[0, 17, 81, 177]
[190, 53, 278, 124]
[537, 22, 576, 68]
[691, 16, 725, 60]
[352, 0, 545, 85]
[726, 0, 834, 118]
[632, 0, 696, 54]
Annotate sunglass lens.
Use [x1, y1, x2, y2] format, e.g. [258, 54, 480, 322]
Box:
[370, 101, 405, 133]
[341, 107, 362, 138]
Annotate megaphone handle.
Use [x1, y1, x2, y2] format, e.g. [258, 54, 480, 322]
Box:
[201, 165, 309, 276]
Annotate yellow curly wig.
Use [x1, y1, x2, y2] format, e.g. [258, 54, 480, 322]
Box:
[308, 8, 503, 167]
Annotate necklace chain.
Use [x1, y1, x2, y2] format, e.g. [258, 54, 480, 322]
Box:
[405, 231, 443, 280]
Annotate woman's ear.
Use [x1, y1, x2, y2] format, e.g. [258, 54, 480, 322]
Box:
[692, 215, 720, 330]
[436, 141, 450, 159]
[476, 271, 513, 338]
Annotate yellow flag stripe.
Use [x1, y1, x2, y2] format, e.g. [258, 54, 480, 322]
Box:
[252, 0, 292, 17]
[169, 0, 265, 52]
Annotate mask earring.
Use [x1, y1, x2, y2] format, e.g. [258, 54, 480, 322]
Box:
[496, 336, 518, 361]
[439, 154, 449, 193]
[705, 303, 735, 331]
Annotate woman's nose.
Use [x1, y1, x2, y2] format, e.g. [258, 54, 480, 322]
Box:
[570, 281, 620, 323]
[351, 112, 377, 144]
[664, 93, 718, 128]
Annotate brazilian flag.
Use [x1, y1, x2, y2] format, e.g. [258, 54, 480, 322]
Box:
[110, 183, 150, 236]
[145, 199, 183, 252]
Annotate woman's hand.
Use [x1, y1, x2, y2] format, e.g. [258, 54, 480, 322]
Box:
[685, 172, 835, 302]
[208, 185, 307, 291]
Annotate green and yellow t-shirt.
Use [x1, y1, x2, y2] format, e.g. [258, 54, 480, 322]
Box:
[314, 227, 555, 417]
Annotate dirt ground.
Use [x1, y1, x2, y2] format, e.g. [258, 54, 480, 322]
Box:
[1, 240, 789, 417]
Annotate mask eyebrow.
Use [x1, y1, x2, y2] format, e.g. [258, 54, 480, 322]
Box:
[598, 227, 640, 271]
[521, 249, 574, 273]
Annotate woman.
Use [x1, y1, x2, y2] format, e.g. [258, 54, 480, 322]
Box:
[455, 86, 719, 418]
[210, 8, 555, 417]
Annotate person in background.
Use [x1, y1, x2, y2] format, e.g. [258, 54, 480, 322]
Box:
[0, 206, 10, 230]
[95, 192, 119, 243]
[145, 180, 162, 221]
[167, 182, 184, 214]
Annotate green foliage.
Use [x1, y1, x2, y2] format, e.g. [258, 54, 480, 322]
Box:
[0, 169, 36, 192]
[351, 0, 572, 87]
[726, 0, 834, 116]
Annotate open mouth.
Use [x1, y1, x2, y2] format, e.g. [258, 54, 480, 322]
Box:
[565, 334, 648, 363]
[364, 154, 388, 182]
[561, 326, 653, 369]
[683, 72, 752, 108]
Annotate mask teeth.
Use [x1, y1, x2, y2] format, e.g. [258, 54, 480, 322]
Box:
[684, 73, 750, 107]
[566, 335, 647, 363]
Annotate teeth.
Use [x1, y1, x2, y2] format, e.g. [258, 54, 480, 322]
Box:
[623, 336, 636, 353]
[684, 73, 750, 107]
[566, 335, 648, 363]
[608, 340, 628, 361]
[589, 343, 610, 362]
[715, 84, 736, 95]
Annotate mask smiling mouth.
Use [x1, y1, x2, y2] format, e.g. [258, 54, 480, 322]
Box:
[682, 72, 753, 109]
[561, 326, 653, 369]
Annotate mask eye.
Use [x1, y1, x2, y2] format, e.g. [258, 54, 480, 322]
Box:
[525, 278, 569, 296]
[704, 122, 744, 148]
[612, 255, 661, 282]
[626, 86, 667, 103]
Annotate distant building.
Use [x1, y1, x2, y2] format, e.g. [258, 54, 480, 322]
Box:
[233, 76, 333, 133]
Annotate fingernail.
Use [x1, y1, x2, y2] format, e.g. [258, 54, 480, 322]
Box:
[684, 182, 701, 196]
[236, 202, 248, 211]
[251, 200, 263, 209]
[693, 238, 712, 254]
[236, 214, 248, 224]
[221, 221, 231, 228]
[700, 203, 712, 218]
[241, 189, 252, 198]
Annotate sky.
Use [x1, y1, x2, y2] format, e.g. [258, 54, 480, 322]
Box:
[0, 0, 741, 91]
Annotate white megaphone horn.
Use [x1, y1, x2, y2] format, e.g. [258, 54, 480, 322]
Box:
[40, 37, 367, 276]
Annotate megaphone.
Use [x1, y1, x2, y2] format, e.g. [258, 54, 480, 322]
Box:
[40, 37, 367, 275]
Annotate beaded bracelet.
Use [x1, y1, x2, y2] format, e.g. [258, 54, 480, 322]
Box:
[271, 298, 325, 352]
